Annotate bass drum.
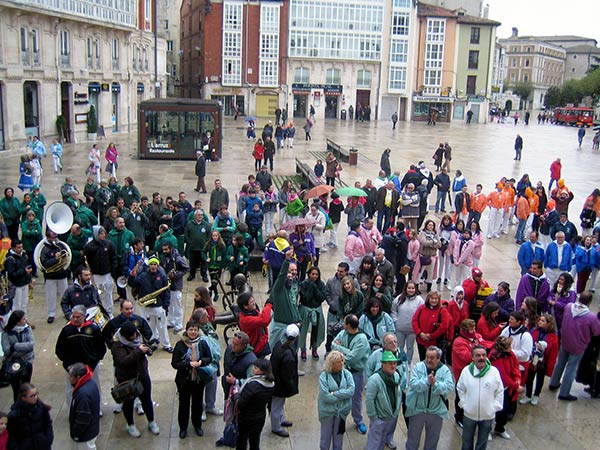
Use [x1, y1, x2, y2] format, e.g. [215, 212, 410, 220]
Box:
[86, 306, 110, 330]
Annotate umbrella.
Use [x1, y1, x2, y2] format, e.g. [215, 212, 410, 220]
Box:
[280, 217, 316, 230]
[303, 184, 334, 200]
[335, 186, 368, 197]
[244, 116, 257, 123]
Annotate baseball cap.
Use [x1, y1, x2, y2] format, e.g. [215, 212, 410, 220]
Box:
[285, 324, 299, 339]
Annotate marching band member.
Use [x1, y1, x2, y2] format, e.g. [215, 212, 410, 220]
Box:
[39, 230, 70, 323]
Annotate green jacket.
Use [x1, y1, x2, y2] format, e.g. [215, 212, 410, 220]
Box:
[68, 228, 93, 269]
[226, 244, 249, 272]
[0, 197, 21, 225]
[317, 369, 355, 421]
[366, 371, 402, 420]
[204, 240, 227, 269]
[119, 184, 141, 208]
[271, 259, 301, 325]
[122, 211, 149, 241]
[19, 200, 39, 221]
[184, 219, 211, 251]
[331, 330, 370, 372]
[20, 219, 42, 252]
[285, 197, 305, 217]
[405, 361, 454, 419]
[108, 227, 135, 258]
[186, 209, 210, 224]
[31, 192, 47, 221]
[154, 229, 178, 256]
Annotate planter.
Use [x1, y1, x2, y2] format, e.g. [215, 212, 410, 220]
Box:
[87, 132, 97, 141]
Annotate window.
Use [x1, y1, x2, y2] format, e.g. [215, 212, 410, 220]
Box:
[389, 67, 407, 91]
[132, 46, 137, 70]
[573, 54, 577, 59]
[260, 34, 278, 59]
[470, 27, 480, 44]
[392, 12, 409, 36]
[524, 74, 528, 82]
[165, 20, 169, 31]
[525, 59, 529, 67]
[393, 0, 410, 7]
[171, 64, 177, 77]
[294, 67, 310, 83]
[424, 69, 441, 86]
[112, 38, 119, 69]
[60, 30, 70, 66]
[468, 50, 479, 69]
[222, 1, 243, 85]
[426, 19, 445, 42]
[144, 0, 151, 21]
[512, 58, 517, 67]
[94, 39, 100, 69]
[466, 75, 476, 95]
[259, 60, 278, 86]
[390, 40, 408, 63]
[20, 27, 29, 65]
[87, 37, 94, 68]
[167, 40, 174, 52]
[144, 47, 149, 71]
[326, 68, 340, 84]
[357, 70, 371, 88]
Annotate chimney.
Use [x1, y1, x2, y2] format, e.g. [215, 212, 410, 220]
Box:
[511, 27, 518, 37]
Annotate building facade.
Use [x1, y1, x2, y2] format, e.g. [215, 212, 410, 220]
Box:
[499, 29, 566, 109]
[157, 0, 184, 96]
[181, 0, 289, 118]
[0, 0, 166, 151]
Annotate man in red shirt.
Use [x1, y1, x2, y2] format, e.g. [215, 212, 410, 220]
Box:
[462, 267, 491, 322]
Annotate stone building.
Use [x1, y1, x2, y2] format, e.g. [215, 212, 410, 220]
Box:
[0, 0, 166, 151]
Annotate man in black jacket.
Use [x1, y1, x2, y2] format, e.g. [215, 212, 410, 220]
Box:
[270, 324, 300, 438]
[83, 226, 117, 317]
[433, 168, 451, 213]
[4, 239, 33, 313]
[222, 331, 257, 400]
[129, 256, 172, 352]
[55, 305, 106, 406]
[102, 299, 153, 347]
[160, 242, 189, 333]
[39, 230, 70, 323]
[69, 362, 100, 449]
[61, 266, 102, 320]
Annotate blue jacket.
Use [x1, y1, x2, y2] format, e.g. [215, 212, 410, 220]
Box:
[405, 361, 454, 419]
[544, 242, 573, 271]
[358, 312, 395, 348]
[575, 245, 594, 272]
[517, 241, 545, 274]
[245, 196, 263, 215]
[317, 369, 355, 421]
[70, 377, 100, 442]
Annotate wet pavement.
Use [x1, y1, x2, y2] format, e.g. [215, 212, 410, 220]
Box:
[0, 116, 599, 449]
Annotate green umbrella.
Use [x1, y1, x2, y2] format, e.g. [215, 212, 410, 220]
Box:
[335, 186, 367, 197]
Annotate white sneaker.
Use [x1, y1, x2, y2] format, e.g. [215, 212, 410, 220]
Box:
[126, 425, 141, 438]
[148, 421, 160, 435]
[202, 412, 207, 422]
[135, 403, 145, 415]
[206, 407, 223, 416]
[519, 396, 531, 405]
[531, 396, 539, 405]
[488, 433, 492, 441]
[113, 403, 122, 414]
[496, 431, 511, 439]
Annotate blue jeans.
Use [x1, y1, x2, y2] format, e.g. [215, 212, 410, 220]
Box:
[435, 191, 446, 212]
[549, 346, 584, 397]
[461, 416, 492, 450]
[515, 218, 527, 242]
[377, 207, 391, 232]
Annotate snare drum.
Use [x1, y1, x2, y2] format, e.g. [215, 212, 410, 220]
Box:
[86, 306, 109, 329]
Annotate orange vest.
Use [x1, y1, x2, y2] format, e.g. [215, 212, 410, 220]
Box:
[471, 192, 487, 213]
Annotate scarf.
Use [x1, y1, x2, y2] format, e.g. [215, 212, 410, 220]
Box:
[377, 369, 397, 408]
[73, 365, 94, 393]
[115, 329, 142, 348]
[182, 334, 202, 381]
[468, 359, 492, 378]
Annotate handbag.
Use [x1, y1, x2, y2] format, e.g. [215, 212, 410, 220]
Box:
[111, 377, 144, 403]
[0, 357, 28, 388]
[399, 265, 411, 275]
[105, 162, 113, 173]
[419, 254, 432, 266]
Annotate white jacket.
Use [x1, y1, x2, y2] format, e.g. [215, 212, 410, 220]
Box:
[500, 325, 533, 369]
[456, 364, 504, 421]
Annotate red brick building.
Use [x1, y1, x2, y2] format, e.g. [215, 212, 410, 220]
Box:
[180, 0, 288, 117]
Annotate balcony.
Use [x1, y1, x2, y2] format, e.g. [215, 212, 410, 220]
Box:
[32, 52, 40, 66]
[60, 53, 70, 67]
[21, 50, 30, 65]
[423, 86, 441, 95]
[12, 0, 137, 28]
[112, 59, 119, 70]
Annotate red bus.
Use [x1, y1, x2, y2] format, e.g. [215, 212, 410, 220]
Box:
[553, 107, 594, 127]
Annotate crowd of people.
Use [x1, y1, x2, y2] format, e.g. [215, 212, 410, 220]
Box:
[1, 127, 600, 450]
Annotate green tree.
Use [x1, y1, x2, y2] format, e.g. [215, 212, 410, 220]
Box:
[511, 82, 534, 101]
[87, 105, 98, 134]
[544, 86, 561, 108]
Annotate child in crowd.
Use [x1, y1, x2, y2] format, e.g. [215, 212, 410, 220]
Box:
[314, 159, 324, 183]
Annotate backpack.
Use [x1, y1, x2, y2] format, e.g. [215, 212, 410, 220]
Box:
[201, 335, 222, 364]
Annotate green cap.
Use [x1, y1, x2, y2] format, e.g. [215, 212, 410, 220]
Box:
[381, 351, 398, 363]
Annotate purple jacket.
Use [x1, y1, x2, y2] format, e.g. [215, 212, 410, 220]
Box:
[515, 273, 550, 312]
[548, 290, 577, 330]
[560, 303, 600, 354]
[484, 293, 515, 323]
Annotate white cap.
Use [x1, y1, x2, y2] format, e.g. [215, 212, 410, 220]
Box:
[285, 324, 300, 339]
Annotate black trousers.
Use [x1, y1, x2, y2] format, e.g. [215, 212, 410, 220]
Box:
[176, 378, 206, 431]
[494, 390, 511, 433]
[525, 367, 546, 397]
[237, 419, 265, 450]
[123, 374, 154, 425]
[188, 249, 207, 278]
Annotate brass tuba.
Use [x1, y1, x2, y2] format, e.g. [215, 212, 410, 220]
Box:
[33, 202, 74, 274]
[34, 240, 71, 274]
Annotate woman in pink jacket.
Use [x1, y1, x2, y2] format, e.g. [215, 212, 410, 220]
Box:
[468, 220, 484, 267]
[344, 221, 365, 274]
[453, 229, 475, 290]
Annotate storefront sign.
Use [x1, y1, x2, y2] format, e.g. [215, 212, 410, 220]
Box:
[74, 92, 89, 105]
[137, 83, 145, 93]
[101, 83, 110, 92]
[111, 82, 121, 93]
[412, 95, 454, 103]
[147, 142, 175, 154]
[292, 83, 343, 94]
[88, 82, 101, 94]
